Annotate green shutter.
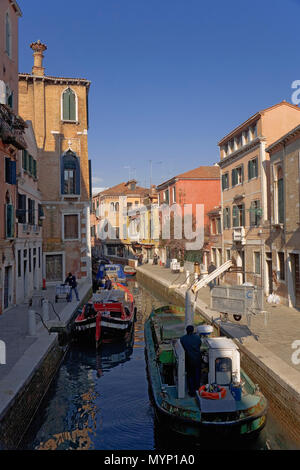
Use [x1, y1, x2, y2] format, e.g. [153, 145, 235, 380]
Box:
[63, 90, 70, 120]
[6, 204, 14, 238]
[223, 209, 226, 230]
[278, 179, 284, 223]
[250, 201, 255, 226]
[232, 205, 238, 227]
[241, 204, 245, 227]
[69, 91, 76, 121]
[248, 160, 252, 180]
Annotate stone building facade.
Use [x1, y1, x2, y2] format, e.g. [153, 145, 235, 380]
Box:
[0, 0, 26, 313]
[266, 124, 300, 307]
[217, 101, 300, 294]
[18, 41, 92, 285]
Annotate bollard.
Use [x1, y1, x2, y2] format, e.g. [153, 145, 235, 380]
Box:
[28, 309, 37, 336]
[42, 278, 47, 290]
[42, 299, 49, 322]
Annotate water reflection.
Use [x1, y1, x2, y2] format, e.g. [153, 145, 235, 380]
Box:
[20, 280, 298, 450]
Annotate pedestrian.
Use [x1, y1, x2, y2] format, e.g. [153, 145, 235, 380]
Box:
[138, 254, 143, 266]
[208, 261, 217, 290]
[65, 272, 80, 302]
[104, 275, 112, 290]
[180, 325, 202, 397]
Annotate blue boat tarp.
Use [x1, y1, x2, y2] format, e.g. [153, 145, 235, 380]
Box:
[96, 264, 127, 280]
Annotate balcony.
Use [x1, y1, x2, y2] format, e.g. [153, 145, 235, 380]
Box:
[232, 227, 246, 244]
[0, 104, 27, 150]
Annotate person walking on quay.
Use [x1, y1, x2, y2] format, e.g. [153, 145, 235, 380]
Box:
[65, 272, 80, 302]
[180, 325, 202, 397]
[208, 261, 217, 290]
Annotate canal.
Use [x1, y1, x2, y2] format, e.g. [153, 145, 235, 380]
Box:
[20, 280, 299, 450]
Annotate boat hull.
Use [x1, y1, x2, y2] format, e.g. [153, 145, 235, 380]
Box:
[144, 315, 267, 438]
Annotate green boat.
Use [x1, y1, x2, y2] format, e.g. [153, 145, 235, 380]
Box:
[144, 305, 268, 438]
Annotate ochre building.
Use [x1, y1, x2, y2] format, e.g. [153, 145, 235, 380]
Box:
[18, 41, 92, 285]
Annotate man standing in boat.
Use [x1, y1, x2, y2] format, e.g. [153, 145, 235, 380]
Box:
[180, 325, 202, 397]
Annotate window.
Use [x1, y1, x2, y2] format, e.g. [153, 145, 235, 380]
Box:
[164, 190, 169, 204]
[28, 199, 35, 225]
[172, 187, 176, 203]
[232, 204, 245, 227]
[248, 158, 258, 180]
[115, 202, 119, 212]
[17, 194, 27, 224]
[5, 13, 12, 58]
[38, 247, 41, 268]
[46, 254, 63, 282]
[62, 88, 76, 121]
[232, 165, 243, 186]
[254, 252, 261, 275]
[22, 150, 28, 171]
[250, 200, 261, 227]
[278, 252, 285, 281]
[5, 204, 14, 238]
[215, 358, 232, 385]
[222, 173, 229, 190]
[226, 249, 231, 261]
[5, 158, 16, 185]
[223, 207, 231, 229]
[64, 214, 79, 240]
[61, 151, 80, 195]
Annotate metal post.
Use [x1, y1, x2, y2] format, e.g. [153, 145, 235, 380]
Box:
[185, 291, 194, 328]
[28, 309, 37, 336]
[42, 299, 49, 322]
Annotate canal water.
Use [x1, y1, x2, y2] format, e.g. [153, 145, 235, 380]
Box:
[20, 280, 299, 451]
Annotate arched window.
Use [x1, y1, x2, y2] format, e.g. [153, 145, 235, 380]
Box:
[62, 88, 77, 121]
[110, 202, 115, 211]
[61, 150, 80, 195]
[115, 202, 119, 212]
[5, 13, 12, 58]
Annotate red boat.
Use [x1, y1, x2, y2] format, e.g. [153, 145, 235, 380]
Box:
[73, 283, 136, 346]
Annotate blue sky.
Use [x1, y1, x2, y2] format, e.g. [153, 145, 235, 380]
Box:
[17, 0, 300, 190]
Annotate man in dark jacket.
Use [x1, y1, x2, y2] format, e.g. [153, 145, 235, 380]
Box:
[180, 325, 202, 397]
[65, 272, 80, 302]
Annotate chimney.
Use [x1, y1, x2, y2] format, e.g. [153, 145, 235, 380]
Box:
[30, 40, 47, 76]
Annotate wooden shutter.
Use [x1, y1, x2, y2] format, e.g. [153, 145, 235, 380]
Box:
[223, 209, 226, 230]
[232, 205, 238, 227]
[278, 179, 284, 223]
[63, 90, 70, 120]
[69, 90, 76, 121]
[33, 160, 37, 178]
[64, 214, 79, 239]
[6, 204, 14, 238]
[250, 201, 255, 226]
[241, 204, 245, 227]
[248, 160, 252, 180]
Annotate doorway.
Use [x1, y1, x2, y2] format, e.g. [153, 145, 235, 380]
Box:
[4, 266, 12, 309]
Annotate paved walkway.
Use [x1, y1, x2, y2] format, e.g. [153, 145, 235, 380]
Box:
[138, 264, 300, 373]
[0, 282, 90, 382]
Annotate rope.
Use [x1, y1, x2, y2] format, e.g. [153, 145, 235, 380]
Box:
[34, 312, 51, 334]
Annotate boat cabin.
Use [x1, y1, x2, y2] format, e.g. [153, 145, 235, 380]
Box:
[173, 335, 241, 398]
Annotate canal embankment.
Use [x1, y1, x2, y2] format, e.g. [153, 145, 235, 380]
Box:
[136, 265, 300, 445]
[0, 280, 92, 450]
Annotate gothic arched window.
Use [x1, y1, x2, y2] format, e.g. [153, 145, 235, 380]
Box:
[61, 150, 80, 195]
[62, 88, 77, 121]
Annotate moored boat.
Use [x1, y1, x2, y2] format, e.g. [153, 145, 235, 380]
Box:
[144, 305, 267, 438]
[73, 283, 136, 346]
[123, 265, 137, 277]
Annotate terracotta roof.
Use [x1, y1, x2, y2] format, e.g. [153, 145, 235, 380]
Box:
[176, 166, 220, 179]
[218, 101, 300, 146]
[96, 182, 149, 198]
